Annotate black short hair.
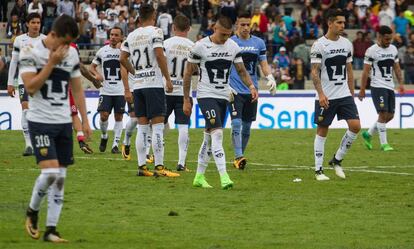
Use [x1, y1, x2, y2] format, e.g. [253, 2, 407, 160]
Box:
[237, 12, 251, 19]
[52, 14, 79, 38]
[326, 8, 345, 23]
[378, 25, 393, 35]
[173, 15, 190, 32]
[26, 13, 41, 23]
[139, 4, 155, 22]
[216, 15, 233, 29]
[110, 26, 123, 35]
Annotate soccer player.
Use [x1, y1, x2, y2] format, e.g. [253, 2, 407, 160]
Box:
[164, 15, 194, 171]
[7, 13, 46, 156]
[120, 65, 136, 160]
[90, 27, 125, 154]
[310, 9, 360, 181]
[183, 15, 258, 189]
[120, 4, 177, 177]
[358, 26, 405, 151]
[228, 13, 276, 170]
[20, 14, 91, 242]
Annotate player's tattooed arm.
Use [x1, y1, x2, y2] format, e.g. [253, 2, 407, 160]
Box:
[80, 63, 102, 88]
[120, 65, 132, 103]
[394, 62, 405, 94]
[234, 62, 258, 102]
[346, 62, 354, 97]
[120, 51, 135, 75]
[311, 63, 329, 108]
[183, 62, 198, 116]
[358, 63, 371, 101]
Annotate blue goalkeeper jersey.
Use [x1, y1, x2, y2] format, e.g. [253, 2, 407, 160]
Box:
[229, 35, 267, 94]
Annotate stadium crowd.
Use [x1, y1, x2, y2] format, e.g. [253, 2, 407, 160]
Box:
[1, 0, 414, 90]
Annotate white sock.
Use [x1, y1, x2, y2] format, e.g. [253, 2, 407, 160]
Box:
[335, 130, 358, 161]
[123, 118, 137, 146]
[152, 123, 164, 166]
[377, 122, 388, 145]
[177, 124, 189, 166]
[112, 121, 123, 148]
[197, 132, 211, 174]
[314, 135, 326, 171]
[46, 168, 66, 227]
[22, 109, 32, 148]
[146, 127, 152, 156]
[368, 122, 377, 136]
[136, 124, 150, 166]
[29, 168, 60, 211]
[210, 129, 227, 176]
[100, 120, 108, 139]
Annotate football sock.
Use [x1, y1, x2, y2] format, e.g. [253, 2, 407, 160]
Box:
[211, 129, 227, 176]
[136, 124, 150, 166]
[177, 124, 189, 166]
[123, 118, 137, 146]
[368, 122, 377, 136]
[197, 132, 211, 174]
[314, 134, 326, 171]
[241, 121, 252, 153]
[335, 130, 358, 161]
[22, 109, 32, 148]
[29, 168, 60, 211]
[377, 122, 388, 145]
[46, 168, 66, 227]
[146, 127, 152, 156]
[112, 121, 123, 148]
[152, 123, 164, 166]
[231, 118, 243, 158]
[76, 131, 85, 142]
[100, 119, 108, 139]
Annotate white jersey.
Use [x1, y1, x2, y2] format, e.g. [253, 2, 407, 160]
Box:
[12, 33, 47, 85]
[310, 36, 353, 100]
[188, 36, 243, 100]
[19, 39, 81, 124]
[157, 13, 173, 36]
[92, 45, 124, 96]
[364, 43, 399, 90]
[121, 26, 165, 89]
[164, 36, 194, 96]
[94, 19, 109, 39]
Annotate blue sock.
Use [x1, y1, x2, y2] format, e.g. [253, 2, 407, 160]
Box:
[242, 121, 252, 153]
[231, 119, 243, 158]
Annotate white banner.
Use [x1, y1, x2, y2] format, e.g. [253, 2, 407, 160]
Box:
[1, 91, 413, 130]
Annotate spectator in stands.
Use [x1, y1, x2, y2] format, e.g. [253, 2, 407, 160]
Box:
[11, 0, 28, 24]
[78, 11, 93, 47]
[272, 19, 286, 54]
[343, 1, 357, 29]
[366, 7, 379, 33]
[78, 0, 91, 18]
[353, 31, 372, 70]
[157, 6, 172, 40]
[321, 0, 334, 10]
[273, 46, 290, 78]
[220, 0, 237, 23]
[282, 8, 294, 32]
[393, 10, 410, 41]
[289, 58, 307, 90]
[127, 16, 136, 35]
[355, 0, 371, 27]
[115, 12, 128, 36]
[292, 38, 310, 74]
[93, 10, 109, 45]
[379, 2, 394, 27]
[57, 0, 76, 18]
[106, 1, 119, 21]
[107, 9, 119, 28]
[96, 0, 109, 13]
[85, 1, 98, 23]
[251, 22, 264, 40]
[130, 0, 142, 16]
[393, 33, 407, 66]
[6, 13, 24, 41]
[43, 0, 57, 34]
[176, 0, 192, 24]
[116, 0, 128, 18]
[0, 0, 7, 22]
[198, 8, 214, 39]
[404, 44, 414, 84]
[28, 0, 43, 16]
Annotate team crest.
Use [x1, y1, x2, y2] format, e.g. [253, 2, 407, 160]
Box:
[210, 118, 216, 125]
[318, 116, 324, 122]
[40, 147, 48, 157]
[380, 103, 385, 108]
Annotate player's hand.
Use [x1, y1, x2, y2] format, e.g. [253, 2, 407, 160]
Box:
[125, 90, 133, 103]
[165, 80, 173, 93]
[358, 89, 366, 101]
[229, 86, 237, 102]
[318, 93, 329, 109]
[95, 74, 104, 83]
[92, 77, 102, 89]
[7, 85, 15, 97]
[266, 74, 277, 95]
[183, 97, 192, 116]
[398, 84, 405, 95]
[250, 86, 258, 103]
[49, 45, 69, 65]
[82, 121, 92, 141]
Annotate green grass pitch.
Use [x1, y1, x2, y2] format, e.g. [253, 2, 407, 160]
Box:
[0, 129, 413, 249]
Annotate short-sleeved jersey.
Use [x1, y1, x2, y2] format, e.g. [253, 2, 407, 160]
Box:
[164, 36, 194, 96]
[310, 36, 353, 100]
[229, 35, 267, 94]
[188, 36, 243, 100]
[94, 19, 109, 39]
[92, 45, 124, 96]
[364, 43, 399, 90]
[12, 33, 47, 85]
[19, 39, 81, 124]
[121, 26, 164, 90]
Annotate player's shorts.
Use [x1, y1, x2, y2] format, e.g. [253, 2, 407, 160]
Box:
[165, 95, 190, 125]
[127, 91, 134, 113]
[28, 121, 74, 166]
[133, 88, 166, 119]
[314, 96, 359, 126]
[371, 87, 395, 114]
[69, 89, 78, 116]
[18, 84, 28, 103]
[198, 98, 228, 129]
[97, 95, 126, 114]
[228, 94, 258, 121]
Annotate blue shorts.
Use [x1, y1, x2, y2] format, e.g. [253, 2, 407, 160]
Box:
[314, 96, 359, 126]
[165, 95, 190, 124]
[97, 95, 126, 114]
[28, 121, 74, 166]
[198, 98, 228, 129]
[371, 87, 395, 114]
[228, 94, 257, 121]
[133, 88, 166, 119]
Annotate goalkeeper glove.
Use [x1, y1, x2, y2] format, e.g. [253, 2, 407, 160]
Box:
[266, 74, 277, 95]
